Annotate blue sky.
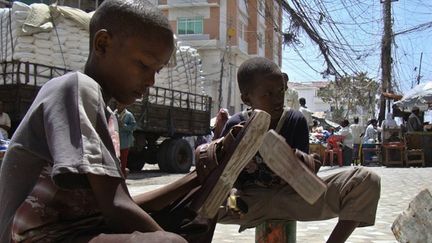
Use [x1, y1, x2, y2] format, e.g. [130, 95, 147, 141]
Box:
[281, 0, 432, 94]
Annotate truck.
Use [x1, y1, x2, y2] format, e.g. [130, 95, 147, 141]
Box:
[0, 2, 212, 173]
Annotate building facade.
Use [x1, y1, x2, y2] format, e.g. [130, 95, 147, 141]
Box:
[157, 0, 283, 115]
[289, 81, 331, 114]
[3, 0, 283, 116]
[0, 0, 101, 10]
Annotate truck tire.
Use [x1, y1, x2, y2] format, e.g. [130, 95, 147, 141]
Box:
[157, 139, 174, 172]
[127, 149, 146, 172]
[166, 139, 193, 173]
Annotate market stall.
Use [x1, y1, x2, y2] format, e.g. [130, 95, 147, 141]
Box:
[393, 81, 432, 167]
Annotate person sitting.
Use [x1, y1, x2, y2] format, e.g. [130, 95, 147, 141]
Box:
[311, 120, 323, 133]
[211, 57, 380, 243]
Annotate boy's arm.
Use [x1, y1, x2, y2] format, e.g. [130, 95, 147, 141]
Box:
[86, 174, 163, 233]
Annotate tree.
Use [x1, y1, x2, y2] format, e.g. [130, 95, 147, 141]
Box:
[317, 73, 379, 122]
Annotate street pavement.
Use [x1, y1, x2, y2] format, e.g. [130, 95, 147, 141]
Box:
[127, 165, 432, 242]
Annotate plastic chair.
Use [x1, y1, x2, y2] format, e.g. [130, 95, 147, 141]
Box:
[323, 135, 344, 166]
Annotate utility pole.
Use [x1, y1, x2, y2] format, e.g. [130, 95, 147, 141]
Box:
[417, 52, 423, 85]
[218, 50, 226, 110]
[379, 0, 394, 123]
[226, 25, 235, 111]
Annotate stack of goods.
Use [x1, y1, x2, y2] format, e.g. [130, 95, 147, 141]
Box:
[1, 2, 207, 97]
[155, 46, 205, 95]
[0, 2, 90, 85]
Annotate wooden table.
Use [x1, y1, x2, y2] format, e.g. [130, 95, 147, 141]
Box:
[382, 142, 404, 166]
[361, 143, 381, 166]
[406, 132, 432, 167]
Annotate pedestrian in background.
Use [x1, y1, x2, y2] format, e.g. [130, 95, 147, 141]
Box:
[0, 101, 11, 139]
[116, 103, 137, 176]
[363, 119, 378, 144]
[299, 97, 313, 130]
[350, 117, 363, 164]
[407, 106, 423, 132]
[212, 108, 230, 140]
[336, 119, 353, 166]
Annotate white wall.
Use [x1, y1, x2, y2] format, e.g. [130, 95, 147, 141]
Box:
[167, 7, 210, 20]
[292, 87, 330, 113]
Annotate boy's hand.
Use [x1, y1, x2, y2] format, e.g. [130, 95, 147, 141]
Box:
[86, 174, 163, 233]
[225, 188, 248, 218]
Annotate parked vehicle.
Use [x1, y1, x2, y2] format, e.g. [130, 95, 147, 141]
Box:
[0, 2, 212, 173]
[0, 60, 212, 173]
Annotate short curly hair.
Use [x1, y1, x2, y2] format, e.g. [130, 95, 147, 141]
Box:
[237, 57, 282, 94]
[89, 0, 174, 51]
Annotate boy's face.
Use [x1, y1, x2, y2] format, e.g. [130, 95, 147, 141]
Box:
[95, 31, 174, 105]
[241, 74, 286, 122]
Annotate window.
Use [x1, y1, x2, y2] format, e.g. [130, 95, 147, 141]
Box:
[258, 0, 265, 13]
[238, 22, 244, 40]
[257, 33, 263, 48]
[177, 17, 204, 35]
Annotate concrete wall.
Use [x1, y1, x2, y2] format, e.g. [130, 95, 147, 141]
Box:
[160, 0, 283, 116]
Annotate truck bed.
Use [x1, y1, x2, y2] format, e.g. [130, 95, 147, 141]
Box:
[129, 86, 212, 137]
[0, 61, 212, 137]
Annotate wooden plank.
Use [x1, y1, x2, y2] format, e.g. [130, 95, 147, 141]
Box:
[392, 189, 432, 243]
[259, 130, 327, 205]
[195, 110, 271, 218]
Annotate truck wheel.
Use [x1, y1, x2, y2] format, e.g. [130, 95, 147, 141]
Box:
[157, 139, 174, 172]
[127, 150, 146, 172]
[166, 139, 193, 173]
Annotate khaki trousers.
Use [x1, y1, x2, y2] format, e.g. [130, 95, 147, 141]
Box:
[218, 167, 381, 231]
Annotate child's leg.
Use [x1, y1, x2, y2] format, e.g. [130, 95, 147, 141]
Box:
[218, 167, 380, 237]
[134, 110, 270, 216]
[327, 220, 359, 243]
[133, 171, 200, 212]
[72, 230, 187, 243]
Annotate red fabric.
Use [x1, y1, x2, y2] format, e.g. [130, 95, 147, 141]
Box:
[120, 148, 129, 175]
[324, 135, 344, 166]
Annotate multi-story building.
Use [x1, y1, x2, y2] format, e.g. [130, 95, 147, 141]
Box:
[1, 0, 101, 11]
[2, 0, 283, 115]
[157, 0, 283, 115]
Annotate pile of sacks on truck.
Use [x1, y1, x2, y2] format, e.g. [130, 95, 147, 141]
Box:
[0, 1, 206, 95]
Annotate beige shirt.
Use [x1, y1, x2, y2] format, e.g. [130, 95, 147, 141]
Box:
[350, 123, 363, 144]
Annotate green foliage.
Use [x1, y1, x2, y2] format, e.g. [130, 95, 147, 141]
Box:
[317, 73, 379, 121]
